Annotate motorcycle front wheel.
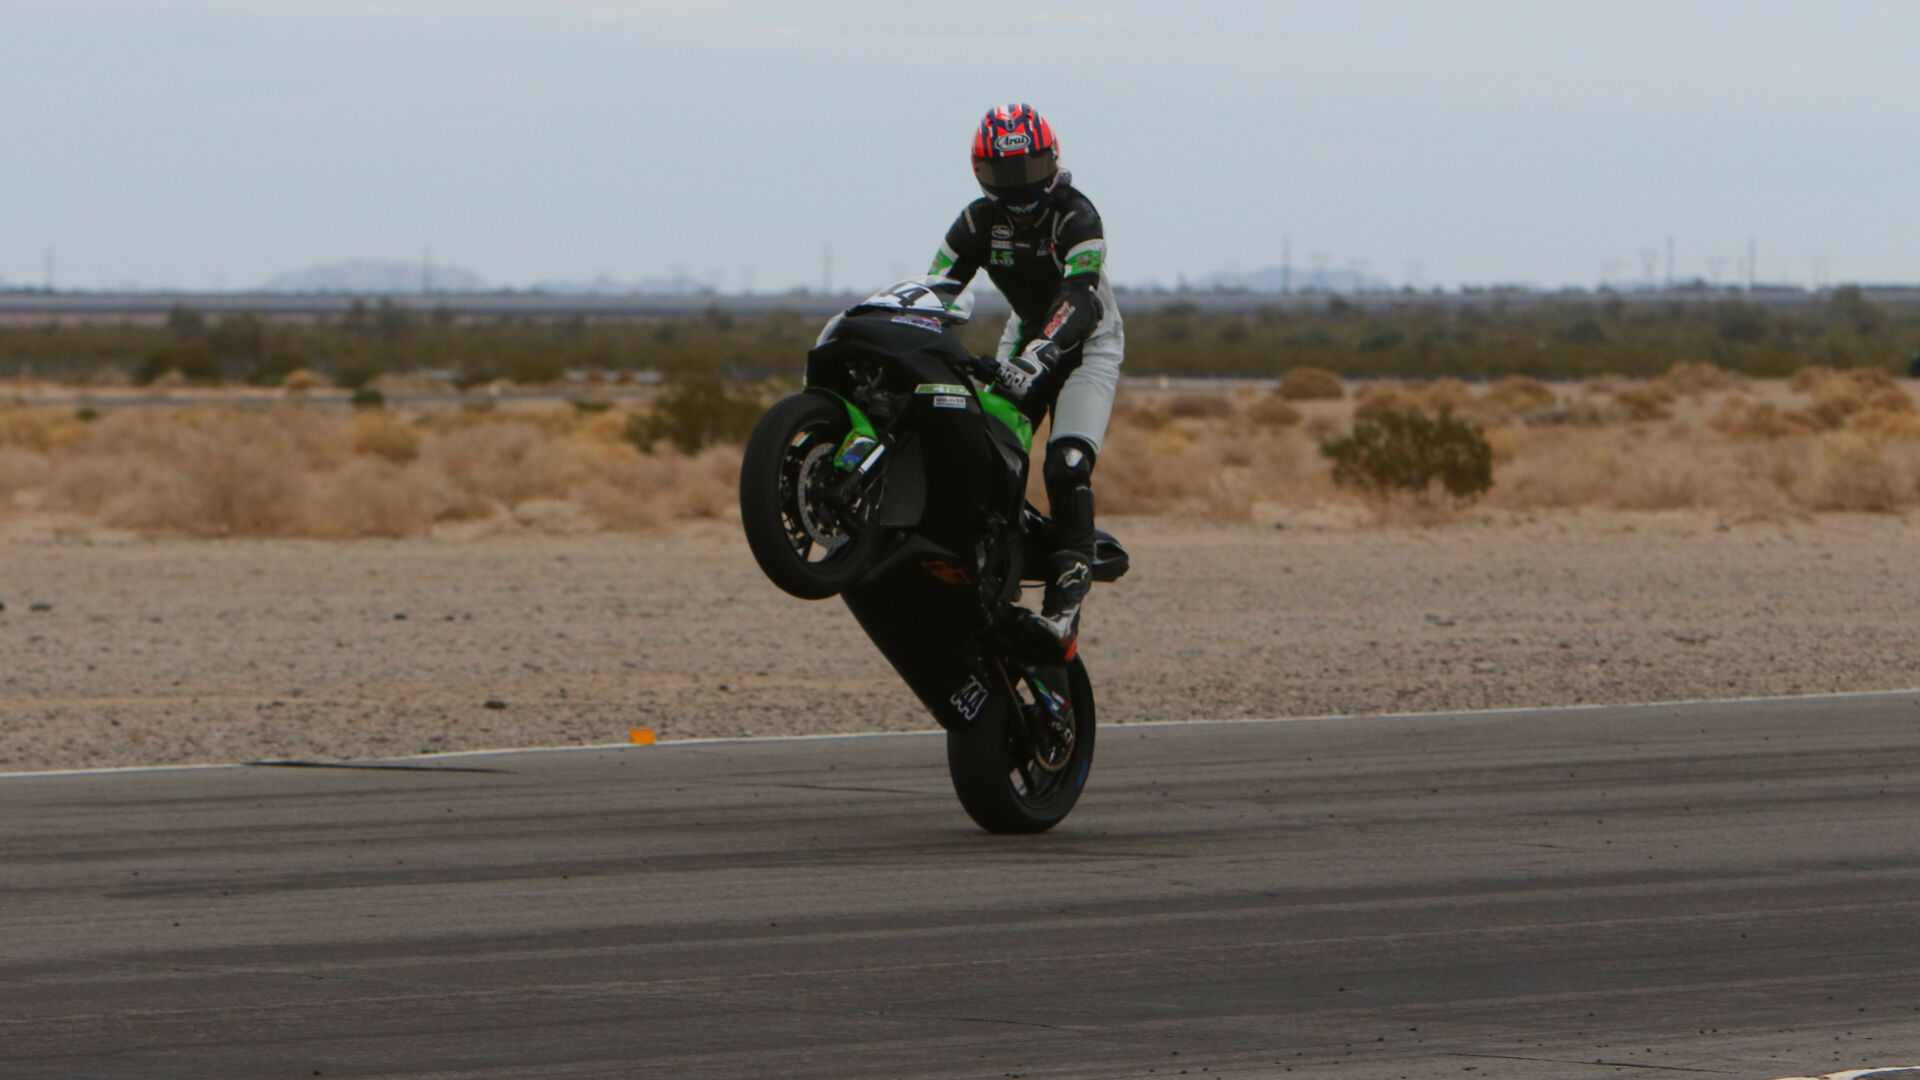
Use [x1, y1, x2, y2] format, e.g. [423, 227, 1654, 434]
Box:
[946, 658, 1096, 834]
[739, 392, 882, 600]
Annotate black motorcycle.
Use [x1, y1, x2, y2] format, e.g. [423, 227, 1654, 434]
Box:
[737, 279, 1127, 833]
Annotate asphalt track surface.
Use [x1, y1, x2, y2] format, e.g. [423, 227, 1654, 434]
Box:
[5, 693, 1920, 1080]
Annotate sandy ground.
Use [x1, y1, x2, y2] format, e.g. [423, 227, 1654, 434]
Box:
[3, 510, 1917, 773]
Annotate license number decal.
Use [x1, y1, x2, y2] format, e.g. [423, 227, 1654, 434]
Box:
[949, 676, 989, 722]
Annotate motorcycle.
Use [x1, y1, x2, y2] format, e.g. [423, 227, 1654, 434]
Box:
[737, 278, 1128, 833]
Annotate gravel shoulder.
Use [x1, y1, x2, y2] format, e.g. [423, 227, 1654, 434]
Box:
[3, 510, 1917, 772]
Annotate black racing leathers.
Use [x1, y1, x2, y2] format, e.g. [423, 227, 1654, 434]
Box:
[930, 184, 1108, 396]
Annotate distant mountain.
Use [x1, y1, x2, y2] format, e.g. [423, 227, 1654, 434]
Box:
[261, 259, 487, 294]
[1196, 266, 1396, 294]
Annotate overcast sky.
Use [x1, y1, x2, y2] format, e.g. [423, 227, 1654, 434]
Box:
[5, 0, 1917, 293]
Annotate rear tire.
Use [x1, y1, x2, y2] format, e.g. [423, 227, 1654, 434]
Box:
[739, 392, 882, 600]
[947, 658, 1096, 834]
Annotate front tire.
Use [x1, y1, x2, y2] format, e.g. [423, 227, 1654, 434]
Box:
[739, 392, 882, 600]
[947, 658, 1096, 834]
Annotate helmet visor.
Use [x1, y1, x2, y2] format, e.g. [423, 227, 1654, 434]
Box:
[972, 149, 1057, 194]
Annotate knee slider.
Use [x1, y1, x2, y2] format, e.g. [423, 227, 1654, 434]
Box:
[1043, 437, 1097, 547]
[1043, 437, 1096, 492]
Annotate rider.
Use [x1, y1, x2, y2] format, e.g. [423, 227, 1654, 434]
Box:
[930, 103, 1124, 661]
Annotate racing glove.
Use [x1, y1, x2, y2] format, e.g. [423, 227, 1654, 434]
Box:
[993, 340, 1059, 401]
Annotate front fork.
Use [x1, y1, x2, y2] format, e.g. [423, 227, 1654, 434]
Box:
[822, 391, 891, 512]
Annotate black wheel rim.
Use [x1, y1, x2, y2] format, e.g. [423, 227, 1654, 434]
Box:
[776, 421, 871, 567]
[1004, 668, 1083, 805]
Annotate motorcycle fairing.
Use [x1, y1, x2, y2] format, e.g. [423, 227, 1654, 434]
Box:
[975, 388, 1033, 454]
[842, 561, 1016, 734]
[806, 316, 975, 398]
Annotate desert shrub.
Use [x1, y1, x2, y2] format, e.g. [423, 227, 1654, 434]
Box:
[208, 313, 268, 362]
[1853, 406, 1920, 437]
[350, 386, 386, 410]
[1353, 382, 1417, 420]
[1281, 328, 1334, 348]
[625, 379, 764, 454]
[1088, 416, 1321, 521]
[0, 406, 89, 452]
[1828, 285, 1884, 335]
[1837, 366, 1895, 393]
[1612, 383, 1675, 421]
[1710, 398, 1819, 440]
[450, 365, 495, 391]
[296, 457, 441, 538]
[348, 411, 421, 463]
[364, 299, 417, 342]
[1796, 367, 1890, 429]
[1246, 395, 1302, 428]
[1809, 371, 1915, 432]
[1357, 327, 1405, 352]
[1166, 391, 1233, 419]
[1420, 378, 1474, 412]
[1861, 382, 1916, 414]
[1554, 318, 1608, 345]
[1277, 366, 1344, 400]
[133, 343, 222, 386]
[333, 354, 388, 391]
[500, 352, 566, 385]
[1714, 303, 1770, 344]
[1658, 361, 1742, 395]
[166, 304, 206, 339]
[282, 368, 322, 393]
[73, 408, 310, 536]
[1524, 401, 1614, 427]
[1481, 375, 1558, 417]
[1319, 407, 1494, 503]
[247, 350, 308, 387]
[1350, 380, 1475, 420]
[1806, 431, 1905, 511]
[1114, 404, 1170, 432]
[1789, 365, 1836, 393]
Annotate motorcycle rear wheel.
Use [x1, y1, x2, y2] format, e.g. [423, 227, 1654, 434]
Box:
[946, 658, 1096, 834]
[739, 392, 882, 600]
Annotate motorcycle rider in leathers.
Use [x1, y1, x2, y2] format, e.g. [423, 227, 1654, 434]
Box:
[931, 103, 1124, 662]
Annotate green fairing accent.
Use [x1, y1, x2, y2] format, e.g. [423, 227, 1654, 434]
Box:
[1064, 249, 1104, 277]
[840, 396, 877, 440]
[820, 391, 878, 473]
[976, 389, 1034, 453]
[813, 389, 875, 439]
[915, 383, 969, 396]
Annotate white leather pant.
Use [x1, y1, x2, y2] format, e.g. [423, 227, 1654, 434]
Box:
[995, 311, 1126, 454]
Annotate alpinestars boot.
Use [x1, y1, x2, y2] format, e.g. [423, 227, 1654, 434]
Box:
[1015, 550, 1092, 662]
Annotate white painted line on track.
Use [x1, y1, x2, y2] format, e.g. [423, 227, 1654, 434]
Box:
[0, 761, 245, 780]
[2, 687, 1915, 780]
[1111, 685, 1920, 731]
[1766, 1060, 1920, 1068]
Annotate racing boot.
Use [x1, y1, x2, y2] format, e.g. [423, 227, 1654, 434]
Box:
[1012, 549, 1092, 662]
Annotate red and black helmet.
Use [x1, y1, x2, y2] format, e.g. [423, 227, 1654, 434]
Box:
[971, 103, 1060, 214]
